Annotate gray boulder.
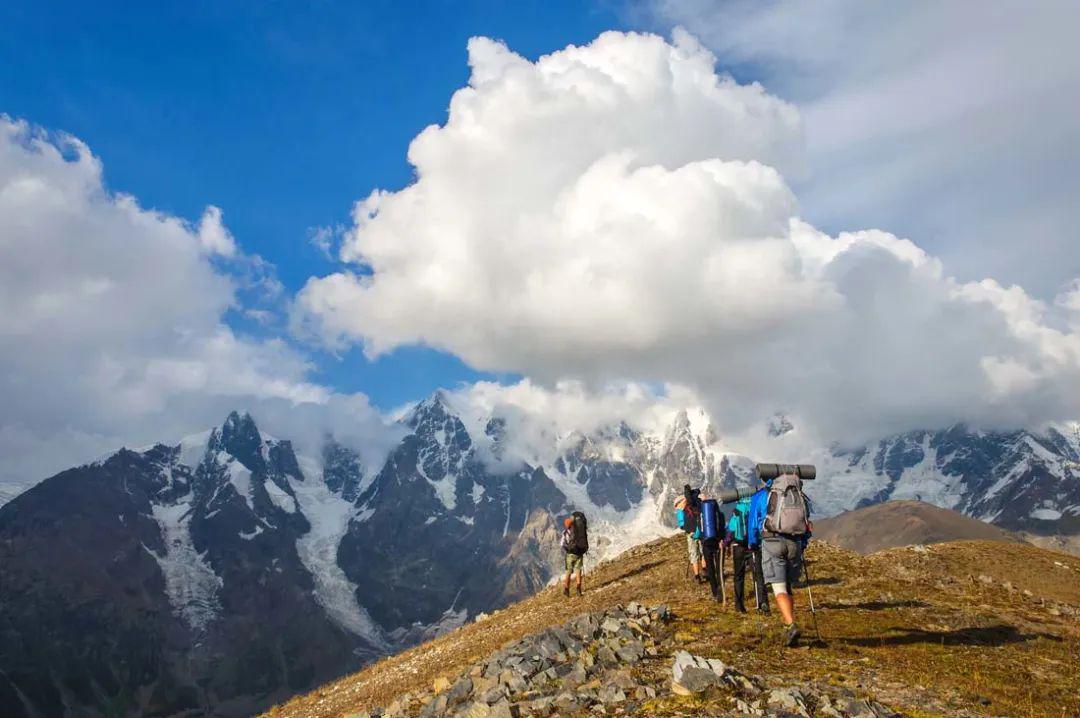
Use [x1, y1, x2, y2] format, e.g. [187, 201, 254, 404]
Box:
[615, 640, 645, 664]
[447, 677, 474, 705]
[671, 650, 728, 695]
[597, 684, 627, 704]
[767, 687, 810, 717]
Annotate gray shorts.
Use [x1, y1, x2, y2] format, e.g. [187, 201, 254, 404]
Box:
[760, 536, 803, 588]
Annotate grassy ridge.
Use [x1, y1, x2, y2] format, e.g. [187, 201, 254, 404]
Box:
[266, 537, 1079, 718]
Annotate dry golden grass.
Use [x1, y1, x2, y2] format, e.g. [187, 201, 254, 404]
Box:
[265, 537, 1079, 718]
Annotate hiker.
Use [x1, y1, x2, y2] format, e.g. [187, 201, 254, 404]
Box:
[561, 511, 589, 596]
[674, 485, 706, 582]
[723, 496, 770, 614]
[748, 473, 812, 646]
[699, 498, 724, 601]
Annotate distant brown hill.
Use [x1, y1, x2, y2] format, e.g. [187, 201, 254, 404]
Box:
[814, 500, 1025, 554]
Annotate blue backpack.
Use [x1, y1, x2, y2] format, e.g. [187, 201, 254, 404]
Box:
[700, 499, 721, 540]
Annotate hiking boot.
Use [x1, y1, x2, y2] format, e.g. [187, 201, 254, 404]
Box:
[563, 586, 569, 598]
[784, 623, 801, 647]
[576, 586, 583, 596]
[757, 604, 771, 615]
[734, 602, 747, 613]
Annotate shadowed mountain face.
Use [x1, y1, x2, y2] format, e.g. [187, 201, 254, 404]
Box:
[812, 500, 1026, 554]
[339, 395, 568, 632]
[0, 398, 1077, 716]
[0, 415, 365, 718]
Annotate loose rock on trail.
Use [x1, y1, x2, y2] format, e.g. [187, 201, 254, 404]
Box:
[334, 603, 904, 717]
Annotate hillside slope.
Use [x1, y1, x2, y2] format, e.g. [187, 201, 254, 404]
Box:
[812, 500, 1026, 554]
[266, 536, 1079, 718]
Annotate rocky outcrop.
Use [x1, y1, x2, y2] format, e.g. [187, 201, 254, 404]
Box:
[343, 602, 670, 718]
[341, 604, 903, 718]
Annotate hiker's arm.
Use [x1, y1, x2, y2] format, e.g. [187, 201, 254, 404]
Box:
[803, 498, 813, 544]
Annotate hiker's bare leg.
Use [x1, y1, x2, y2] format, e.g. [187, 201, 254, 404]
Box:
[576, 569, 583, 590]
[565, 571, 572, 590]
[772, 584, 795, 625]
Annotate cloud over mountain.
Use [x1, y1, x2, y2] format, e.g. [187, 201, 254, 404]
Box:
[296, 31, 1080, 444]
[0, 117, 391, 489]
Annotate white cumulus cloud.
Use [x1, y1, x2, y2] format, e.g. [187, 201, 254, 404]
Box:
[0, 117, 390, 492]
[296, 31, 1080, 444]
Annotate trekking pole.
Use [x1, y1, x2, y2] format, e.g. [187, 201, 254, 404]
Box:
[802, 560, 823, 644]
[722, 545, 729, 605]
[756, 550, 764, 608]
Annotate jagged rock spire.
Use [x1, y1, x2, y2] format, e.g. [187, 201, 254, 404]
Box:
[208, 410, 265, 471]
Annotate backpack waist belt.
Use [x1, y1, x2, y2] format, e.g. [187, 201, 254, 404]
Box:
[761, 530, 802, 540]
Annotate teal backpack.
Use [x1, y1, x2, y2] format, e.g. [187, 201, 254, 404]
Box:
[730, 498, 751, 543]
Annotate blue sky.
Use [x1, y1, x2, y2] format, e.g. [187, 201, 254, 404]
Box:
[2, 1, 1080, 459]
[0, 1, 630, 408]
[2, 1, 1078, 491]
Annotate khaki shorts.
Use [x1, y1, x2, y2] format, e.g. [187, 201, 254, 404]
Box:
[687, 533, 702, 564]
[565, 552, 584, 572]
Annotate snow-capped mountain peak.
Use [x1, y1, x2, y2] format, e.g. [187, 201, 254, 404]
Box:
[406, 389, 457, 429]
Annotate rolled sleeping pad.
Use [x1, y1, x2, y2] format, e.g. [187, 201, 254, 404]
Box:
[715, 486, 755, 504]
[756, 463, 817, 481]
[700, 499, 720, 540]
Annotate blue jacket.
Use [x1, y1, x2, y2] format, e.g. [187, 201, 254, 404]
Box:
[747, 481, 812, 547]
[746, 485, 770, 547]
